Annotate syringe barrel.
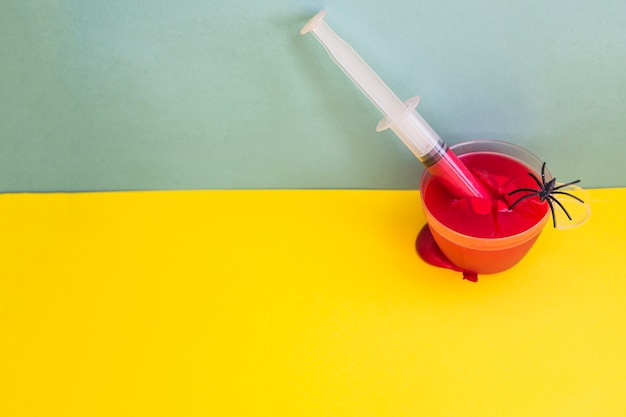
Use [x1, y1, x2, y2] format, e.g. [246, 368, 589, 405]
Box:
[381, 103, 444, 162]
[385, 108, 492, 199]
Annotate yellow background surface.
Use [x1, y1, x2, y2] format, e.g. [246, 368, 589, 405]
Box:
[1, 189, 625, 416]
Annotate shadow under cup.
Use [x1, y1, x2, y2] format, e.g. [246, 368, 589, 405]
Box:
[419, 140, 551, 275]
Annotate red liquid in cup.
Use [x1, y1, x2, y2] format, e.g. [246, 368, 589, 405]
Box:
[421, 151, 550, 274]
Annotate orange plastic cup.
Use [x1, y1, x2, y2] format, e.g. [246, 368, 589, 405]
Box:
[420, 140, 551, 274]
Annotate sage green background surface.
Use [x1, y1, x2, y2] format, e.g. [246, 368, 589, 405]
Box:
[2, 0, 625, 192]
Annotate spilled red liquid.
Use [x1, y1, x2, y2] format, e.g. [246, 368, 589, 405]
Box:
[423, 152, 549, 238]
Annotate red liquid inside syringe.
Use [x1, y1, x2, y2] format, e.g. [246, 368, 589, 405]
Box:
[425, 146, 493, 202]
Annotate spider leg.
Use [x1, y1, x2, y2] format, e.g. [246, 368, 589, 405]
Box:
[551, 190, 585, 204]
[546, 198, 557, 228]
[548, 195, 573, 221]
[540, 162, 548, 186]
[553, 179, 581, 190]
[508, 188, 540, 196]
[528, 172, 543, 189]
[508, 192, 540, 210]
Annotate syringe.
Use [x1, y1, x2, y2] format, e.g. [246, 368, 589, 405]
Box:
[301, 11, 491, 200]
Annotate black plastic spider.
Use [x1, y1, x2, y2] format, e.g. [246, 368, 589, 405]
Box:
[508, 162, 584, 228]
